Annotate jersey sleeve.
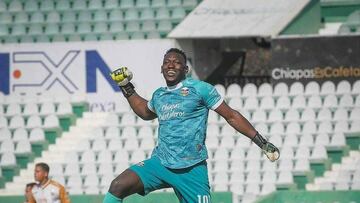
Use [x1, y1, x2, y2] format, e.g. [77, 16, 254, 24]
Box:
[147, 90, 157, 113]
[59, 185, 70, 203]
[197, 81, 223, 110]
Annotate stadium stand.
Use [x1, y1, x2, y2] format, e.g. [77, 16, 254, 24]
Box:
[1, 79, 358, 203]
[0, 0, 201, 43]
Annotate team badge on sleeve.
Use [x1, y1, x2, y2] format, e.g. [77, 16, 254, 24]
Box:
[181, 87, 189, 96]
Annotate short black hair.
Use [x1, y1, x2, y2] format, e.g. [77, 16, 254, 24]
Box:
[165, 48, 187, 63]
[36, 162, 50, 173]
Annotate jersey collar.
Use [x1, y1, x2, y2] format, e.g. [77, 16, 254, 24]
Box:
[166, 81, 183, 91]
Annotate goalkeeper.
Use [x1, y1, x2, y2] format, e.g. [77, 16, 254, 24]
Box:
[103, 48, 280, 203]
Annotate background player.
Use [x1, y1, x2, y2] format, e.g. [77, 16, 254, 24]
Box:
[103, 48, 280, 203]
[28, 162, 70, 203]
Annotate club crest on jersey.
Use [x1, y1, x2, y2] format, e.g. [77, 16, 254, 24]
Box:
[180, 87, 189, 96]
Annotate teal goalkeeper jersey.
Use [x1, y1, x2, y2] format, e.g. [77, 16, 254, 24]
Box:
[147, 77, 223, 169]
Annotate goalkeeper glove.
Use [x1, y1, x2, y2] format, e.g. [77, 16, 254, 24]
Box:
[110, 67, 135, 98]
[252, 132, 280, 162]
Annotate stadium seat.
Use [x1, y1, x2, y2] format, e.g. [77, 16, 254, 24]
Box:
[305, 81, 320, 96]
[12, 25, 26, 36]
[228, 98, 242, 111]
[243, 97, 259, 111]
[352, 80, 360, 94]
[15, 140, 32, 154]
[56, 0, 71, 10]
[47, 11, 61, 23]
[6, 103, 22, 116]
[350, 108, 360, 121]
[28, 24, 43, 35]
[246, 171, 261, 184]
[29, 128, 46, 143]
[109, 22, 125, 32]
[136, 0, 151, 8]
[166, 0, 181, 7]
[339, 94, 354, 108]
[269, 134, 283, 148]
[27, 115, 43, 128]
[285, 109, 300, 122]
[277, 171, 293, 185]
[30, 12, 45, 24]
[94, 10, 108, 22]
[61, 23, 76, 34]
[317, 108, 332, 121]
[88, 0, 103, 9]
[67, 175, 83, 188]
[318, 121, 333, 134]
[78, 11, 93, 22]
[280, 146, 294, 159]
[61, 11, 77, 23]
[283, 134, 298, 147]
[242, 84, 257, 98]
[9, 115, 25, 129]
[259, 96, 275, 111]
[157, 19, 172, 32]
[294, 159, 310, 172]
[289, 82, 304, 96]
[40, 0, 55, 11]
[45, 24, 60, 35]
[278, 159, 294, 171]
[311, 145, 328, 160]
[330, 133, 346, 147]
[172, 7, 186, 20]
[286, 122, 301, 135]
[323, 94, 338, 108]
[92, 139, 107, 152]
[49, 163, 64, 176]
[252, 110, 267, 123]
[8, 0, 22, 12]
[333, 108, 348, 121]
[64, 163, 80, 176]
[258, 83, 273, 97]
[0, 140, 15, 153]
[274, 83, 289, 97]
[226, 83, 241, 98]
[0, 25, 9, 36]
[301, 108, 316, 122]
[275, 96, 291, 110]
[40, 102, 56, 115]
[131, 32, 146, 39]
[255, 122, 269, 135]
[14, 12, 29, 24]
[0, 128, 12, 141]
[245, 183, 260, 195]
[81, 163, 97, 176]
[314, 133, 330, 146]
[298, 134, 314, 147]
[183, 0, 198, 8]
[336, 80, 351, 95]
[104, 0, 118, 8]
[261, 183, 276, 195]
[24, 0, 38, 11]
[320, 81, 336, 96]
[81, 150, 96, 163]
[308, 95, 322, 109]
[0, 152, 17, 167]
[292, 95, 306, 110]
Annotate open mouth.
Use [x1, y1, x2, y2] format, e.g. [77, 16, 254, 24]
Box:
[167, 70, 176, 77]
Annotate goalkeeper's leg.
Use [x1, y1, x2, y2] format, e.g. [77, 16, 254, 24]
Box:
[103, 169, 144, 203]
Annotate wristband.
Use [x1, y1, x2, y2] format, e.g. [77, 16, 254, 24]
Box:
[252, 131, 267, 149]
[120, 82, 135, 98]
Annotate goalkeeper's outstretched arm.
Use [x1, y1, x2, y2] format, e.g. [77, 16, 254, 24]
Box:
[110, 67, 157, 120]
[215, 101, 280, 162]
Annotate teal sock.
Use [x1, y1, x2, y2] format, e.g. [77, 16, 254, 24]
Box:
[103, 192, 122, 203]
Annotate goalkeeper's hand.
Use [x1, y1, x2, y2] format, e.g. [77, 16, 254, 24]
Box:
[110, 67, 133, 86]
[262, 142, 280, 162]
[252, 132, 280, 162]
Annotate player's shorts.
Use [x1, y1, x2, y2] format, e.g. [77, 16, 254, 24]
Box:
[129, 156, 211, 203]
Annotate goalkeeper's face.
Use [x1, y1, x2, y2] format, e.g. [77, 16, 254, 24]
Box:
[161, 52, 188, 86]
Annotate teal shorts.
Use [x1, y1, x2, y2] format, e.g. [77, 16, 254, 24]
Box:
[129, 156, 211, 203]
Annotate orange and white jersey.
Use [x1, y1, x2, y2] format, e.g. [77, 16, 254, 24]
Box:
[29, 179, 70, 203]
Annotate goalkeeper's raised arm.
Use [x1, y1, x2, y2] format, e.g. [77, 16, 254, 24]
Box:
[110, 67, 157, 120]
